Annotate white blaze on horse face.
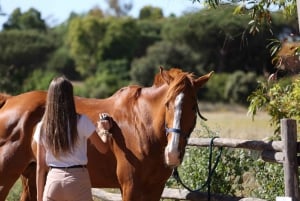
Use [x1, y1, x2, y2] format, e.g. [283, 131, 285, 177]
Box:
[165, 92, 184, 166]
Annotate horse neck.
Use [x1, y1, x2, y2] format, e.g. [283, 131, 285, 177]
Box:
[141, 85, 168, 138]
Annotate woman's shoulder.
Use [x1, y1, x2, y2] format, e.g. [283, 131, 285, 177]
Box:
[77, 114, 96, 136]
[77, 114, 95, 127]
[78, 114, 91, 122]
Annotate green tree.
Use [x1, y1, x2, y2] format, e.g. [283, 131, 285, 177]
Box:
[67, 15, 108, 76]
[46, 23, 79, 80]
[76, 59, 130, 98]
[22, 69, 57, 92]
[139, 6, 163, 20]
[0, 30, 57, 94]
[3, 8, 46, 31]
[161, 5, 274, 74]
[131, 41, 201, 86]
[224, 71, 259, 105]
[67, 15, 139, 78]
[134, 19, 163, 57]
[248, 77, 297, 136]
[101, 17, 140, 61]
[194, 0, 297, 35]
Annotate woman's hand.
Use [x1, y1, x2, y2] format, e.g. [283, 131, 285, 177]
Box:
[96, 113, 113, 143]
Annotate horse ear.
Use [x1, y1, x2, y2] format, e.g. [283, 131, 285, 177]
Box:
[160, 66, 173, 84]
[194, 71, 214, 89]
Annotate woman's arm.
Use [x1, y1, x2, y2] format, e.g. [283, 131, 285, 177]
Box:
[36, 143, 48, 201]
[89, 114, 113, 153]
[89, 132, 109, 153]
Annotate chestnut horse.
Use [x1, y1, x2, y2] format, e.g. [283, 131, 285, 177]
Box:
[0, 67, 213, 201]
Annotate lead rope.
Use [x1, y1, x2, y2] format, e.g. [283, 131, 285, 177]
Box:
[172, 137, 223, 201]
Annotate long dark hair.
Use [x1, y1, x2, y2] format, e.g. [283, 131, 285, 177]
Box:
[41, 76, 78, 157]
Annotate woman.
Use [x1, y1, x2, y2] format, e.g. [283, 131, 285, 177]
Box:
[34, 76, 112, 201]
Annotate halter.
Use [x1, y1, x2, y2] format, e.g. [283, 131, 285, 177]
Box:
[165, 127, 182, 136]
[165, 103, 207, 137]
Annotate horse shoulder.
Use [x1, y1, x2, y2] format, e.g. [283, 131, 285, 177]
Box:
[0, 91, 46, 141]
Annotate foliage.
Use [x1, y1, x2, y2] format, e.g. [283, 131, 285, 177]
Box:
[76, 59, 130, 98]
[247, 77, 300, 136]
[193, 0, 297, 35]
[165, 121, 284, 200]
[0, 29, 57, 94]
[167, 146, 284, 200]
[224, 71, 259, 105]
[101, 17, 140, 61]
[252, 159, 284, 200]
[134, 19, 163, 57]
[200, 72, 262, 104]
[161, 5, 274, 74]
[21, 69, 57, 92]
[67, 16, 139, 79]
[0, 3, 297, 111]
[67, 16, 109, 76]
[6, 179, 21, 201]
[46, 46, 79, 80]
[200, 73, 228, 102]
[3, 8, 47, 31]
[139, 6, 164, 20]
[131, 41, 202, 86]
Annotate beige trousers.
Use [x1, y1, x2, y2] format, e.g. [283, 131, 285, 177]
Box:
[43, 167, 93, 201]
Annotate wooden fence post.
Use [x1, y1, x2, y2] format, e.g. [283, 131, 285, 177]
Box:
[281, 118, 300, 201]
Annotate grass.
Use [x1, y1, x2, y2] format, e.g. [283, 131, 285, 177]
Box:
[6, 104, 275, 200]
[195, 102, 275, 140]
[6, 179, 21, 201]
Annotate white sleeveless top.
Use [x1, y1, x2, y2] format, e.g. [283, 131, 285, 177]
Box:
[33, 115, 95, 167]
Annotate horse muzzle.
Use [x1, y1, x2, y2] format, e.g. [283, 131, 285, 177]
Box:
[164, 139, 181, 167]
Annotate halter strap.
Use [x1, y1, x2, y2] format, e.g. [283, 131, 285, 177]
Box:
[165, 127, 181, 135]
[196, 103, 207, 121]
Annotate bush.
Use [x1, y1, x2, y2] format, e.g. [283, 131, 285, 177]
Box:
[200, 73, 228, 102]
[224, 71, 260, 105]
[166, 145, 284, 200]
[200, 71, 261, 104]
[248, 76, 296, 135]
[166, 121, 284, 200]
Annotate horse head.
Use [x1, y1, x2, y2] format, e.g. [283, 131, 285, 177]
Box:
[158, 67, 213, 168]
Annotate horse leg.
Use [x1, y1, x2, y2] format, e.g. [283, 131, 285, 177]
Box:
[0, 171, 19, 201]
[20, 162, 37, 201]
[0, 143, 24, 201]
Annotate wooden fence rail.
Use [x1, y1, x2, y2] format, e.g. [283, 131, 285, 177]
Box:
[93, 118, 300, 201]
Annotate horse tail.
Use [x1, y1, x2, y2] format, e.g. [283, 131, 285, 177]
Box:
[0, 93, 11, 109]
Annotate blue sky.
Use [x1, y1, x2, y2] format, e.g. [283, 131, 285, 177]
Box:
[0, 0, 203, 27]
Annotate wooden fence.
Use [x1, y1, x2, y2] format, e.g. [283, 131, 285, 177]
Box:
[92, 118, 300, 201]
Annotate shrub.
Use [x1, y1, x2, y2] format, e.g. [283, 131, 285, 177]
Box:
[201, 71, 261, 104]
[248, 76, 296, 135]
[166, 121, 284, 200]
[166, 144, 284, 200]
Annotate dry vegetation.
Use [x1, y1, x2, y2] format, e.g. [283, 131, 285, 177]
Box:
[195, 102, 275, 140]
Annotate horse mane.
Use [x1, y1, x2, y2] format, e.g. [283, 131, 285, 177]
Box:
[0, 93, 11, 109]
[113, 85, 143, 103]
[114, 68, 196, 121]
[153, 68, 196, 104]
